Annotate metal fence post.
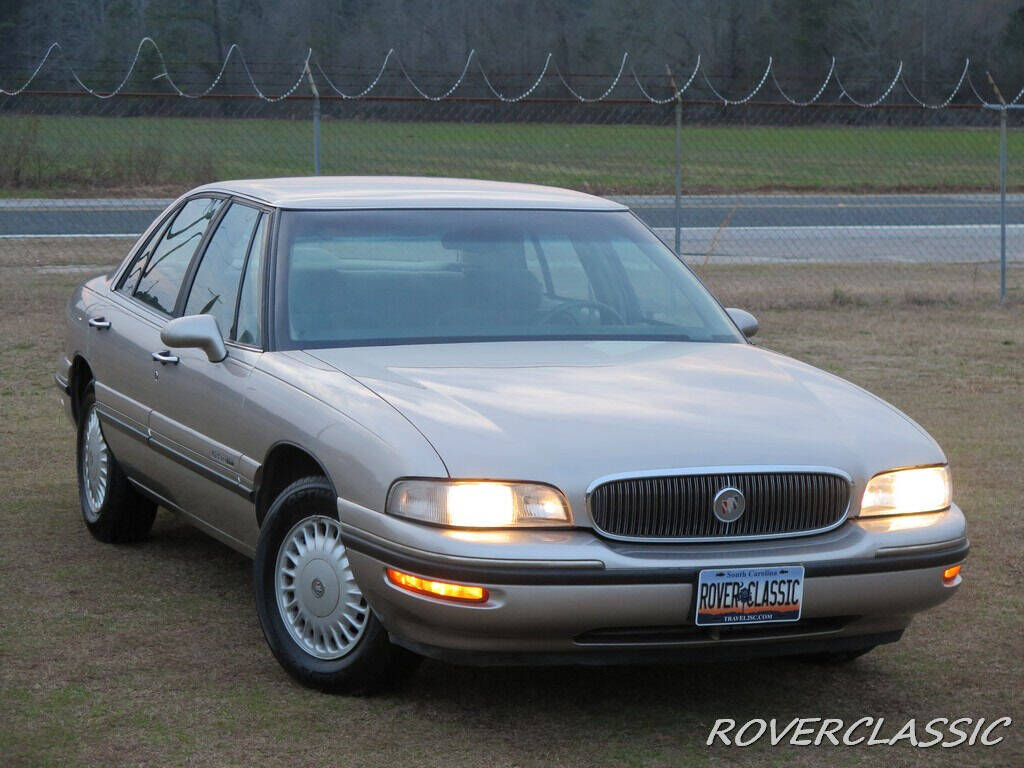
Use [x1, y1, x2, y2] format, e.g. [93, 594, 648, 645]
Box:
[674, 99, 682, 256]
[305, 62, 321, 175]
[999, 106, 1007, 303]
[666, 66, 682, 255]
[986, 73, 1012, 302]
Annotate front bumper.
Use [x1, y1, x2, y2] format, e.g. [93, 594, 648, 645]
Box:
[339, 497, 967, 663]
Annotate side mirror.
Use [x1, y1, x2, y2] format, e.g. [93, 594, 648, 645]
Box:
[161, 314, 227, 363]
[726, 307, 759, 338]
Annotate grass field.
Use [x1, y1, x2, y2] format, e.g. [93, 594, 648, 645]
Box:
[1, 114, 1020, 197]
[1, 252, 1022, 767]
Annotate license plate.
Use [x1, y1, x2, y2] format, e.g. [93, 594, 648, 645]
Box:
[695, 566, 804, 626]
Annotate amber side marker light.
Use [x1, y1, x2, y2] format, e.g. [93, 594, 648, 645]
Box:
[942, 565, 962, 586]
[386, 568, 488, 603]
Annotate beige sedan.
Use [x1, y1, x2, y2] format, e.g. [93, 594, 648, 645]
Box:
[57, 177, 967, 692]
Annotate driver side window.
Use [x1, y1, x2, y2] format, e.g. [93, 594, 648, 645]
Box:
[184, 202, 261, 338]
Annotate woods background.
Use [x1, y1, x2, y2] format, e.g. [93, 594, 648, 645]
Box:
[3, 0, 1024, 95]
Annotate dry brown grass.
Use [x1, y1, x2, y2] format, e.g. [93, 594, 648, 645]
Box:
[698, 262, 1019, 309]
[0, 259, 1021, 767]
[0, 238, 131, 268]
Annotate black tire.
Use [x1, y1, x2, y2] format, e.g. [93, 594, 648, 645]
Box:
[76, 386, 157, 543]
[253, 475, 421, 694]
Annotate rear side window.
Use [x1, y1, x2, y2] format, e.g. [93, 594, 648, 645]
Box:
[117, 218, 170, 295]
[184, 203, 261, 336]
[134, 197, 223, 314]
[118, 241, 153, 295]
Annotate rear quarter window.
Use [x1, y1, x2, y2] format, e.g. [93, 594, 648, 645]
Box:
[133, 197, 224, 315]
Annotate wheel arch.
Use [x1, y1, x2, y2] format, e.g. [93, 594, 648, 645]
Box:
[254, 441, 336, 527]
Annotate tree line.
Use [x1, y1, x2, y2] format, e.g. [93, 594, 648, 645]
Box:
[2, 0, 1023, 100]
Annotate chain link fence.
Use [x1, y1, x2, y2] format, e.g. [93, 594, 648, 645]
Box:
[2, 50, 1022, 308]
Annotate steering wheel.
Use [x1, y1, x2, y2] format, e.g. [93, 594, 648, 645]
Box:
[537, 299, 625, 326]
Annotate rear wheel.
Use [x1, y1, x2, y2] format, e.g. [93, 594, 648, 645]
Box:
[253, 476, 421, 693]
[76, 386, 156, 543]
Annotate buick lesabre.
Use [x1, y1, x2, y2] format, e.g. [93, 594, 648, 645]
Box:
[56, 177, 968, 692]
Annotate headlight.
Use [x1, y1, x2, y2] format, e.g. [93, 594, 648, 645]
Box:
[387, 479, 572, 528]
[858, 466, 951, 517]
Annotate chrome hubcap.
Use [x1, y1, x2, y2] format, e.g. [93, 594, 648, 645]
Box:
[275, 516, 368, 660]
[81, 407, 109, 521]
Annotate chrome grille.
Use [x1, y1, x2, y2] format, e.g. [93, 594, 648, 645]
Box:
[588, 471, 851, 541]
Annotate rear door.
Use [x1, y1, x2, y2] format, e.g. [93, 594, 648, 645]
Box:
[86, 196, 225, 496]
[146, 201, 270, 550]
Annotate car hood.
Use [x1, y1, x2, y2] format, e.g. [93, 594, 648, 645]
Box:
[306, 341, 943, 501]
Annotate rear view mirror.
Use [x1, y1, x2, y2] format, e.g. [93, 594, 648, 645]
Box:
[161, 314, 227, 363]
[726, 308, 759, 338]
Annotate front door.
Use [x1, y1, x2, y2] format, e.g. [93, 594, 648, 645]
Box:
[146, 203, 269, 551]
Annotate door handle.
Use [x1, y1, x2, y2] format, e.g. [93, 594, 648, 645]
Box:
[151, 350, 179, 365]
[88, 317, 111, 329]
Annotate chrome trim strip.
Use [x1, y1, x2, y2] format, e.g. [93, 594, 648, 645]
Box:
[337, 517, 604, 571]
[99, 403, 255, 501]
[342, 530, 969, 586]
[149, 437, 253, 500]
[54, 373, 69, 394]
[585, 465, 853, 544]
[127, 477, 185, 514]
[875, 536, 968, 557]
[224, 340, 263, 353]
[95, 404, 149, 443]
[585, 465, 854, 494]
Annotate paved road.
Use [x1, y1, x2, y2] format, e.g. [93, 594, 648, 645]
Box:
[617, 193, 1024, 228]
[3, 193, 1024, 235]
[0, 198, 171, 238]
[2, 194, 1022, 263]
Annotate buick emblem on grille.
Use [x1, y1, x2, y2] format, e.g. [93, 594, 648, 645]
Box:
[712, 487, 746, 523]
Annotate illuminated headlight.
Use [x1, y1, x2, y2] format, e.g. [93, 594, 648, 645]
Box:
[857, 466, 951, 517]
[387, 480, 572, 528]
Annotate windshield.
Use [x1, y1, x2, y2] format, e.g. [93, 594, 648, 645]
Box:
[274, 209, 743, 348]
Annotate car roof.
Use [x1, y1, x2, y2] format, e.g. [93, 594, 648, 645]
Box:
[189, 176, 627, 211]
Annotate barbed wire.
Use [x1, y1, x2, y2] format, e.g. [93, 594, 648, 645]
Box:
[630, 55, 701, 104]
[835, 61, 904, 108]
[478, 53, 552, 102]
[554, 53, 629, 102]
[899, 58, 970, 109]
[0, 38, 1014, 108]
[967, 70, 1024, 108]
[0, 37, 313, 101]
[701, 57, 773, 106]
[394, 49, 477, 101]
[771, 57, 835, 106]
[315, 50, 395, 99]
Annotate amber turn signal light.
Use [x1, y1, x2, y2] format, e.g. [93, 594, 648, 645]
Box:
[386, 568, 488, 603]
[942, 564, 962, 586]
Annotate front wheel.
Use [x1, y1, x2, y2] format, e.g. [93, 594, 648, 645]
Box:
[253, 476, 421, 693]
